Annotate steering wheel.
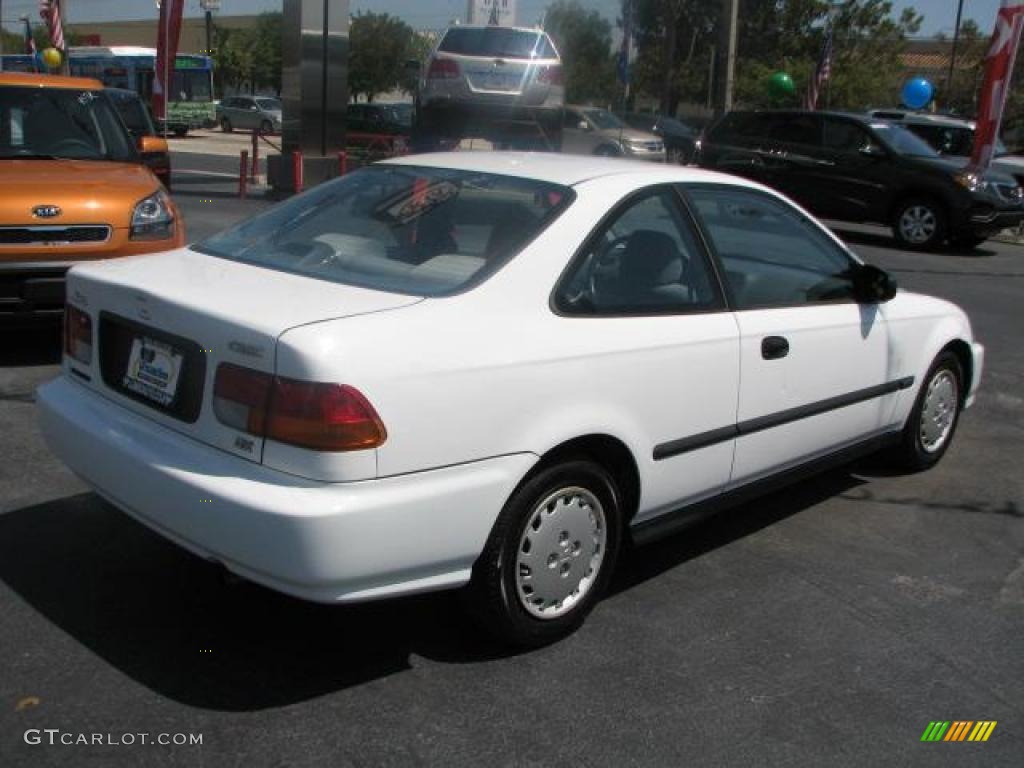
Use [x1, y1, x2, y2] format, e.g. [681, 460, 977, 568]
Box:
[293, 240, 338, 270]
[587, 234, 631, 300]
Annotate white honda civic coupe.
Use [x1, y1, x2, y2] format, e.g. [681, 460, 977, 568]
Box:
[38, 152, 983, 646]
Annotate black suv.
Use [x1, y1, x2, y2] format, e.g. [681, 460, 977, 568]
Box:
[697, 110, 1024, 250]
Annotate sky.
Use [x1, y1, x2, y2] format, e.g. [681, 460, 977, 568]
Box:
[0, 0, 1006, 37]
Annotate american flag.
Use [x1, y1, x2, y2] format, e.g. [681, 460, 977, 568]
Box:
[804, 24, 834, 110]
[24, 18, 37, 56]
[39, 0, 65, 51]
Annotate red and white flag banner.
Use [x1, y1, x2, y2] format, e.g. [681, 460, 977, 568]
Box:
[39, 0, 65, 51]
[970, 1, 1024, 172]
[153, 0, 186, 123]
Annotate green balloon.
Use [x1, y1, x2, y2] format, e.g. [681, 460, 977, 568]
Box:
[767, 71, 796, 100]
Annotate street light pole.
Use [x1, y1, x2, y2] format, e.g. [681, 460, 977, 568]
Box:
[947, 0, 965, 109]
[720, 0, 739, 113]
[0, 0, 5, 72]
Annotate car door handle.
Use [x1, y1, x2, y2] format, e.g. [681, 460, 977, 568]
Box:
[761, 336, 790, 360]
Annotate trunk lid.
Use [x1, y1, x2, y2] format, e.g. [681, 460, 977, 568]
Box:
[65, 247, 421, 464]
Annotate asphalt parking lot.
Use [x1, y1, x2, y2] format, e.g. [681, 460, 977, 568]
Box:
[1, 150, 1021, 767]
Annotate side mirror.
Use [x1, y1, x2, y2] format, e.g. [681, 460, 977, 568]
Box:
[859, 143, 885, 159]
[139, 135, 169, 154]
[854, 263, 897, 303]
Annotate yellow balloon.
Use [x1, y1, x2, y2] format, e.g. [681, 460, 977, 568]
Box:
[42, 48, 62, 69]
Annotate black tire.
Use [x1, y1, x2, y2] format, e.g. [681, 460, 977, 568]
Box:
[220, 117, 232, 133]
[172, 126, 187, 137]
[466, 459, 622, 647]
[260, 119, 274, 135]
[594, 144, 621, 157]
[892, 351, 964, 471]
[892, 197, 947, 251]
[949, 233, 987, 251]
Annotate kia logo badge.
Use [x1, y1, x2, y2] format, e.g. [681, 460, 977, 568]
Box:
[32, 205, 62, 218]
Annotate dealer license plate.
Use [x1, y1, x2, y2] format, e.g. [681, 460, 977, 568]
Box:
[122, 336, 183, 406]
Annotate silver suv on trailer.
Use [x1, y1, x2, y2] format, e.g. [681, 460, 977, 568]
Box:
[413, 25, 565, 150]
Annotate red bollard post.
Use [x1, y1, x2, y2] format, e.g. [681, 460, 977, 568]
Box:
[337, 150, 348, 177]
[292, 151, 303, 193]
[239, 150, 249, 199]
[250, 129, 259, 183]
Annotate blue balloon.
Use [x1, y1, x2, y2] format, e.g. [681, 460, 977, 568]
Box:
[901, 77, 934, 110]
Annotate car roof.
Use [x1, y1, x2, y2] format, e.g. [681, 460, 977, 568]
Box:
[0, 71, 104, 90]
[868, 110, 974, 129]
[443, 25, 547, 34]
[381, 151, 737, 187]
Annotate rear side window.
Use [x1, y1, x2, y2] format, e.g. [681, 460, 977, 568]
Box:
[555, 188, 721, 315]
[196, 166, 574, 296]
[708, 113, 773, 142]
[439, 28, 557, 59]
[768, 114, 820, 145]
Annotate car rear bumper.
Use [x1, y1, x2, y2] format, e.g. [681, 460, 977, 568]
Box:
[37, 375, 537, 603]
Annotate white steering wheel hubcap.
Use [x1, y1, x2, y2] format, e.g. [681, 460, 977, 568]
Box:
[515, 486, 606, 620]
[920, 369, 958, 453]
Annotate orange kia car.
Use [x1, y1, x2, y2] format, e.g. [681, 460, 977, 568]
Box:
[1, 73, 184, 327]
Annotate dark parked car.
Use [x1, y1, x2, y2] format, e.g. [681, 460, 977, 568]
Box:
[347, 102, 413, 135]
[619, 112, 698, 164]
[346, 102, 412, 153]
[868, 109, 1024, 191]
[105, 88, 171, 189]
[697, 110, 1024, 250]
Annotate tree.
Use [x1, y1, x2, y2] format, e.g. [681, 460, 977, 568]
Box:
[348, 12, 421, 102]
[213, 12, 282, 95]
[629, 0, 923, 115]
[544, 0, 618, 105]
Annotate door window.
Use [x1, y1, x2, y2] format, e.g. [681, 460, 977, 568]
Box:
[822, 117, 874, 152]
[767, 113, 821, 146]
[686, 186, 857, 309]
[555, 188, 722, 315]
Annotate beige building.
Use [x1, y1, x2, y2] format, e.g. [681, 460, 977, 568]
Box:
[71, 15, 261, 54]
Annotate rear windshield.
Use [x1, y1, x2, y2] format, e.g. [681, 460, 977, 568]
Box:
[0, 85, 136, 161]
[195, 166, 574, 296]
[439, 27, 557, 59]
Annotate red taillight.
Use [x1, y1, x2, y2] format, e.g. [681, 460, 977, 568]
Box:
[537, 65, 563, 86]
[213, 364, 386, 452]
[427, 58, 460, 79]
[267, 379, 387, 451]
[64, 305, 93, 365]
